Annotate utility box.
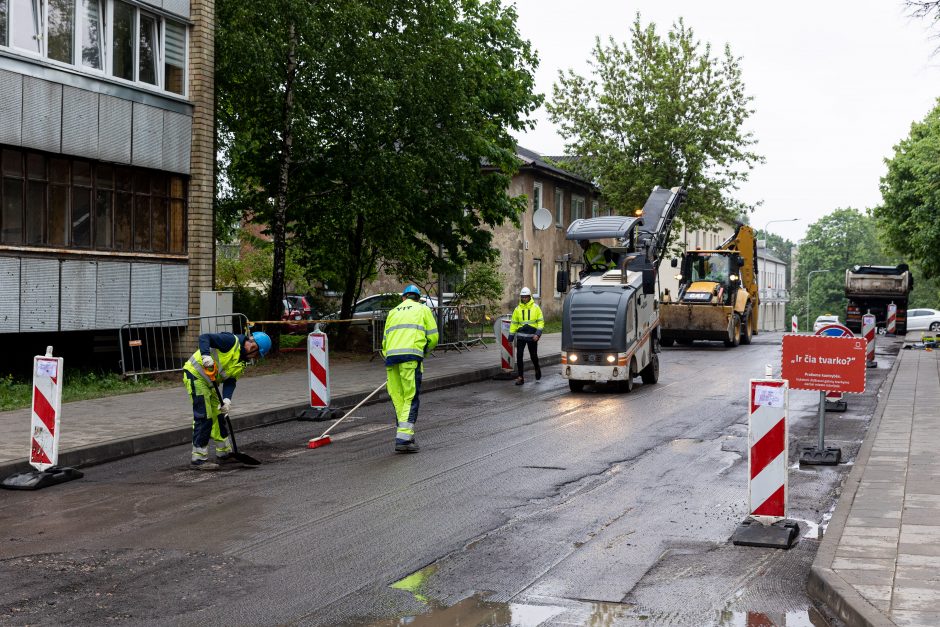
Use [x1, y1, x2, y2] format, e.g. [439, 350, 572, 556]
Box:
[200, 291, 234, 333]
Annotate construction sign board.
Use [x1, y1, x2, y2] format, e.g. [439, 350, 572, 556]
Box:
[782, 334, 867, 394]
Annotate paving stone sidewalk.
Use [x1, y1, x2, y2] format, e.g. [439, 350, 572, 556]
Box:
[0, 334, 560, 476]
[810, 341, 940, 627]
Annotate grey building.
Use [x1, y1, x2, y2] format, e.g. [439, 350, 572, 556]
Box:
[0, 0, 214, 355]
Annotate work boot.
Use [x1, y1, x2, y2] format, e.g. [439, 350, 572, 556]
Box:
[535, 370, 542, 381]
[190, 460, 219, 471]
[395, 441, 420, 453]
[515, 377, 524, 385]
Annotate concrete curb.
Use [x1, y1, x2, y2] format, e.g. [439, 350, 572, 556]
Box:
[0, 354, 560, 479]
[806, 348, 904, 627]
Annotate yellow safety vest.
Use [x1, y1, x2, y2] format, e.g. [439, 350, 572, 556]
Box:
[510, 300, 544, 338]
[183, 338, 245, 385]
[382, 300, 439, 360]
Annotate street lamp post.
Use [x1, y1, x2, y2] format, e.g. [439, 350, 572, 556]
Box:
[760, 218, 798, 331]
[806, 269, 829, 332]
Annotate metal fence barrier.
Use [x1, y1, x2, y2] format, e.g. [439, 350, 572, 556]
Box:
[119, 314, 250, 379]
[370, 304, 491, 355]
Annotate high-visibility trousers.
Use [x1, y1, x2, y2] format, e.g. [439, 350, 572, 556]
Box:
[183, 372, 233, 462]
[386, 360, 423, 444]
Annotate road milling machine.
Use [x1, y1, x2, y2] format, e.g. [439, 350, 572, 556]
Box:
[557, 186, 686, 393]
[658, 224, 759, 347]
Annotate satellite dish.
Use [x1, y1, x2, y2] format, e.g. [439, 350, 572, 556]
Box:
[533, 207, 552, 231]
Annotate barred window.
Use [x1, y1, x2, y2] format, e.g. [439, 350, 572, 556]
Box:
[0, 148, 187, 254]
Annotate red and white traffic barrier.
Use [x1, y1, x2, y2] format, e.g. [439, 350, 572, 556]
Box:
[30, 347, 64, 471]
[494, 316, 514, 377]
[308, 330, 330, 409]
[862, 312, 877, 367]
[747, 378, 789, 521]
[791, 315, 798, 334]
[886, 302, 897, 335]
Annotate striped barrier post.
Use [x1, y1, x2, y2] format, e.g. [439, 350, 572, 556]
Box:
[886, 302, 897, 336]
[493, 315, 515, 380]
[791, 315, 798, 334]
[1, 347, 82, 490]
[308, 330, 330, 409]
[862, 312, 877, 368]
[731, 372, 799, 548]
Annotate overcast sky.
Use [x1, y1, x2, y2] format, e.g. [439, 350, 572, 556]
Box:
[508, 0, 939, 243]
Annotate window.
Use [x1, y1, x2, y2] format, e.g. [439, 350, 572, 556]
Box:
[554, 188, 563, 227]
[553, 262, 563, 298]
[0, 0, 187, 94]
[570, 263, 583, 282]
[532, 259, 541, 299]
[591, 200, 599, 218]
[532, 181, 542, 213]
[0, 147, 187, 253]
[571, 195, 585, 222]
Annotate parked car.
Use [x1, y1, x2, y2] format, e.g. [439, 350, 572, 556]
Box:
[281, 298, 314, 334]
[906, 308, 940, 332]
[813, 314, 840, 332]
[328, 293, 451, 324]
[285, 294, 314, 318]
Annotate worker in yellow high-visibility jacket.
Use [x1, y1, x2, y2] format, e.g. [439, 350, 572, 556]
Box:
[382, 285, 439, 453]
[509, 287, 544, 385]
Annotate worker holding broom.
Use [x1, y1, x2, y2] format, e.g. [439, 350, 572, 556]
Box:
[382, 285, 438, 453]
[182, 330, 271, 469]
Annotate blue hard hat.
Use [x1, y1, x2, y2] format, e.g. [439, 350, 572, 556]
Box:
[251, 331, 272, 358]
[402, 285, 421, 297]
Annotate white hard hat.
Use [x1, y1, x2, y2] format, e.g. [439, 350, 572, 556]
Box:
[520, 287, 532, 297]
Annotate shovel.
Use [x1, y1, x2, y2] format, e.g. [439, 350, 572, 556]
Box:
[211, 381, 261, 466]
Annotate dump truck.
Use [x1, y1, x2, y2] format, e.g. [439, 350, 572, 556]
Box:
[844, 264, 913, 334]
[658, 224, 759, 347]
[556, 186, 686, 393]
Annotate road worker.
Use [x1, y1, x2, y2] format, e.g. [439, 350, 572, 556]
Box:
[382, 285, 439, 453]
[509, 287, 544, 385]
[182, 330, 271, 469]
[579, 239, 618, 271]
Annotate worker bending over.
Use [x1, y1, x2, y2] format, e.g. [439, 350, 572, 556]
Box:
[182, 330, 271, 469]
[382, 285, 439, 453]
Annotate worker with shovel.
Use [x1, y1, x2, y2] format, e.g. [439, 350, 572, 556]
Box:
[382, 285, 439, 453]
[182, 330, 271, 469]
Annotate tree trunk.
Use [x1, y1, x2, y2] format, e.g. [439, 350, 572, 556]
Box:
[336, 211, 366, 350]
[267, 22, 297, 354]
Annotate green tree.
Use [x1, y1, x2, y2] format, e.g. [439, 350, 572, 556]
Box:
[218, 0, 541, 349]
[875, 100, 940, 279]
[788, 209, 892, 330]
[547, 14, 762, 232]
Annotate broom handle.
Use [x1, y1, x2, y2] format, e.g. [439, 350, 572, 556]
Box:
[318, 381, 388, 438]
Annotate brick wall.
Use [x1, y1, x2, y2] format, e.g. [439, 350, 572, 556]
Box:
[184, 0, 215, 349]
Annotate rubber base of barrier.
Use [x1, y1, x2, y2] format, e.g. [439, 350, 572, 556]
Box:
[866, 360, 878, 368]
[824, 400, 847, 412]
[800, 446, 842, 466]
[731, 518, 800, 549]
[1, 466, 83, 490]
[297, 407, 341, 422]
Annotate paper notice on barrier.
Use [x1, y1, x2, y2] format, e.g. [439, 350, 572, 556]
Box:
[754, 385, 784, 408]
[36, 359, 58, 378]
[309, 335, 325, 350]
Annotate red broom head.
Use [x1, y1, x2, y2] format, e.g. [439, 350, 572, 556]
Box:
[307, 436, 332, 449]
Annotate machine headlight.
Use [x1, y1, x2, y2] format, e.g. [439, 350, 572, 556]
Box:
[606, 355, 616, 363]
[674, 274, 683, 281]
[569, 354, 578, 362]
[729, 274, 738, 282]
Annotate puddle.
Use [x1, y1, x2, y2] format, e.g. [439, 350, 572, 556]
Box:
[715, 608, 830, 626]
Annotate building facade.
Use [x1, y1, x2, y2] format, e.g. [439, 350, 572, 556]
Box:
[757, 246, 789, 331]
[0, 0, 213, 352]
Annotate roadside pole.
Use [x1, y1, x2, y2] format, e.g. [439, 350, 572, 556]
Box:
[1, 347, 83, 490]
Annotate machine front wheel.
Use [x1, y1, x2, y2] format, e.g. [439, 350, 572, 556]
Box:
[568, 379, 585, 393]
[640, 352, 659, 385]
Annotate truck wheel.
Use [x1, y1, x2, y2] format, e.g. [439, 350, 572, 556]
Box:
[622, 370, 635, 393]
[568, 379, 585, 393]
[660, 337, 675, 347]
[724, 314, 741, 347]
[640, 352, 659, 384]
[740, 316, 752, 345]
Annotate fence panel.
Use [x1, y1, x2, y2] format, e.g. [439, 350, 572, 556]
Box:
[369, 304, 489, 355]
[120, 313, 249, 378]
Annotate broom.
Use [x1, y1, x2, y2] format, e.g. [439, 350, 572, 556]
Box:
[308, 381, 387, 449]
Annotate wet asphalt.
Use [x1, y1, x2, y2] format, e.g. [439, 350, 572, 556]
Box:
[0, 333, 899, 626]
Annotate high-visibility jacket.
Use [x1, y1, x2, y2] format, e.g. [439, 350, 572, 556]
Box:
[584, 242, 616, 269]
[382, 299, 439, 365]
[510, 300, 544, 340]
[183, 334, 246, 394]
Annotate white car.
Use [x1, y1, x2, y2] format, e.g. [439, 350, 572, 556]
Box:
[813, 315, 840, 332]
[907, 308, 940, 332]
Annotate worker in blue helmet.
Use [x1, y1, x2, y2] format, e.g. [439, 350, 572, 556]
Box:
[382, 285, 438, 453]
[182, 330, 271, 469]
